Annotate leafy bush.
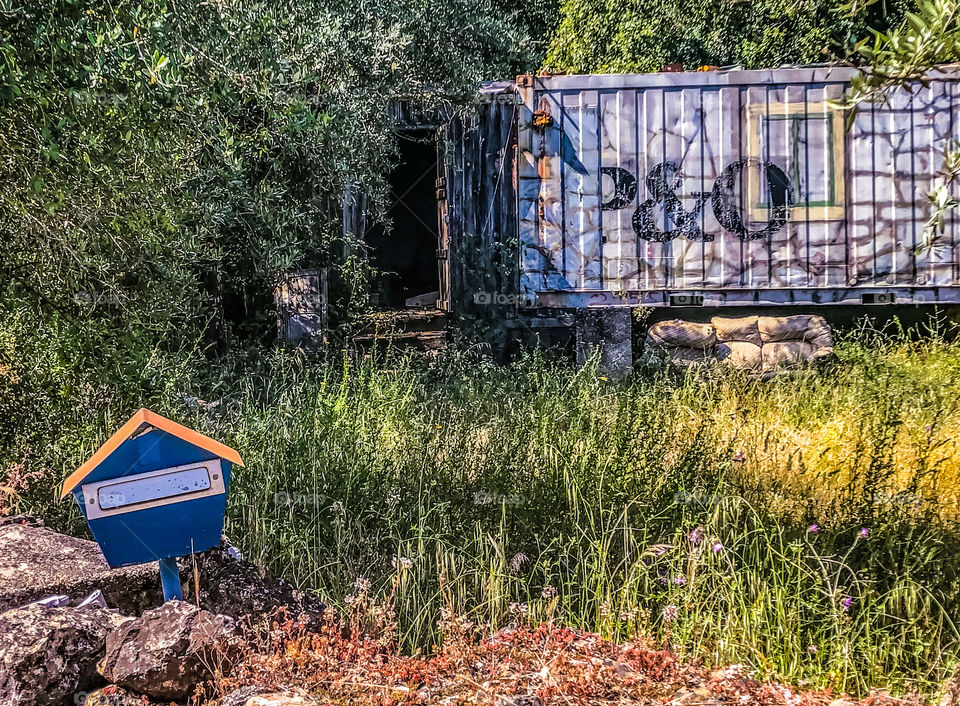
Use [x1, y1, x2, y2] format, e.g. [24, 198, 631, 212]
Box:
[0, 0, 537, 499]
[543, 0, 913, 73]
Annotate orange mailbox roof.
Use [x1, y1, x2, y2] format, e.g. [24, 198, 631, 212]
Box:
[61, 408, 244, 498]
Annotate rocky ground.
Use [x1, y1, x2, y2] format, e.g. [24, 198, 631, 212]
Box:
[0, 517, 956, 706]
[0, 516, 320, 705]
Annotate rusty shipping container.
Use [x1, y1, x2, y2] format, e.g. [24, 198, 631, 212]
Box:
[439, 65, 960, 315]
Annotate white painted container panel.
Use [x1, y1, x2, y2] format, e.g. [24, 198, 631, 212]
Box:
[516, 66, 960, 307]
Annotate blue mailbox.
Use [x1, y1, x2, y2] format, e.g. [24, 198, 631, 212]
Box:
[61, 408, 244, 602]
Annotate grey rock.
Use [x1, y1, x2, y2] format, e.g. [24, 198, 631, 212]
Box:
[217, 686, 275, 706]
[217, 687, 318, 706]
[184, 545, 324, 623]
[78, 686, 145, 705]
[0, 604, 130, 706]
[0, 524, 159, 614]
[224, 694, 318, 706]
[0, 524, 323, 622]
[101, 600, 236, 701]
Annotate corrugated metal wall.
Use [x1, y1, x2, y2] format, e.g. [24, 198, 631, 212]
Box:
[515, 66, 960, 307]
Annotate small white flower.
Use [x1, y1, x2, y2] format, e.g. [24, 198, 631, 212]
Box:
[509, 602, 529, 618]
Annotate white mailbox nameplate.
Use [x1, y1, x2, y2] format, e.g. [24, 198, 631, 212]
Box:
[82, 459, 226, 519]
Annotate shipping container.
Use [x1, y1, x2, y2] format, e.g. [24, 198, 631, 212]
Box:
[436, 66, 960, 318]
[511, 65, 960, 309]
[310, 65, 960, 352]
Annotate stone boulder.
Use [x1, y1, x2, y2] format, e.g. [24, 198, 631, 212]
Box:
[0, 523, 159, 614]
[0, 604, 130, 706]
[101, 600, 236, 701]
[0, 522, 322, 622]
[187, 544, 324, 623]
[218, 689, 319, 705]
[78, 685, 145, 705]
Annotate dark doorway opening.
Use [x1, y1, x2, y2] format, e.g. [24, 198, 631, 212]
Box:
[366, 132, 441, 309]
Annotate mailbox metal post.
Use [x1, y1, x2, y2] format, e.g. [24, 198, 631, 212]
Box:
[158, 557, 183, 601]
[61, 408, 244, 605]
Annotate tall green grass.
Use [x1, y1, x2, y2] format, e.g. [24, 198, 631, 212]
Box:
[8, 323, 960, 695]
[203, 328, 960, 696]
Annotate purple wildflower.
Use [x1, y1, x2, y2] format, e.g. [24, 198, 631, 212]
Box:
[841, 596, 854, 612]
[673, 575, 687, 585]
[859, 527, 870, 539]
[733, 451, 746, 463]
[510, 553, 530, 572]
[712, 541, 723, 553]
[808, 644, 818, 655]
[689, 526, 705, 547]
[658, 576, 669, 586]
[808, 524, 819, 534]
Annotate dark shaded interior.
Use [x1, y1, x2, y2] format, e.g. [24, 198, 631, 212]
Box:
[366, 133, 440, 308]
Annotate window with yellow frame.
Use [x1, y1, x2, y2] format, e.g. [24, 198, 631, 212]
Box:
[745, 102, 846, 221]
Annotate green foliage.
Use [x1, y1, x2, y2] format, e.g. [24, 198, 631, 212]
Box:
[5, 0, 960, 695]
[0, 0, 536, 480]
[845, 0, 960, 102]
[543, 0, 912, 73]
[0, 0, 531, 332]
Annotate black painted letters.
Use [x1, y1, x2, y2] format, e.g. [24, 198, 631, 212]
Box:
[598, 160, 793, 242]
